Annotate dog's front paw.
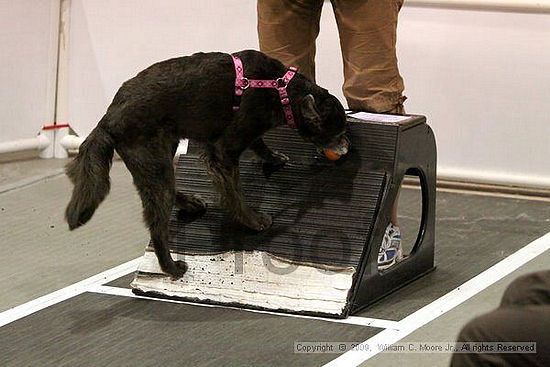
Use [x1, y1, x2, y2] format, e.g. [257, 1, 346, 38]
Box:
[262, 152, 289, 177]
[176, 193, 206, 211]
[176, 194, 207, 223]
[243, 212, 273, 232]
[266, 151, 289, 167]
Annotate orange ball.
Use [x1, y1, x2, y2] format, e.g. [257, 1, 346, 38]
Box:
[323, 148, 341, 161]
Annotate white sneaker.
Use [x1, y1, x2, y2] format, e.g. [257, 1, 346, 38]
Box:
[378, 223, 403, 270]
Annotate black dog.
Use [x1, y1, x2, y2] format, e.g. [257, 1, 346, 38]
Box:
[65, 50, 349, 278]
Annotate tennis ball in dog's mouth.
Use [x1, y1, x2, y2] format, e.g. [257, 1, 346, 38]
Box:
[323, 148, 341, 161]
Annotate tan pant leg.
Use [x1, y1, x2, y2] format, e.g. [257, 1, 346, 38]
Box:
[331, 0, 406, 113]
[257, 0, 324, 81]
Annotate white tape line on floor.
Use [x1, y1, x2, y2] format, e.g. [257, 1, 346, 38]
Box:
[89, 285, 400, 330]
[323, 231, 550, 367]
[0, 258, 140, 327]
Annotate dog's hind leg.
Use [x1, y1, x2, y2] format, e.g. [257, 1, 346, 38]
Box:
[170, 141, 207, 222]
[117, 141, 188, 278]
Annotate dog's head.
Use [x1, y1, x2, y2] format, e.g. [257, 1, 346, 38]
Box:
[297, 93, 350, 156]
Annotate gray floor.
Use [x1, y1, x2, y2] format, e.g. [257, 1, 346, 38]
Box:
[0, 157, 67, 193]
[0, 158, 549, 367]
[363, 251, 550, 367]
[0, 159, 147, 312]
[0, 292, 379, 367]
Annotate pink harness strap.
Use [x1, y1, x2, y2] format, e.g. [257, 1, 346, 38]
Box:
[231, 54, 298, 129]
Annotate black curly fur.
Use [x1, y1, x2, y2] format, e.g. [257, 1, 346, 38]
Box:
[64, 50, 347, 279]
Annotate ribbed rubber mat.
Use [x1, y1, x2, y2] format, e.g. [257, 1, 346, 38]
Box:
[167, 124, 389, 268]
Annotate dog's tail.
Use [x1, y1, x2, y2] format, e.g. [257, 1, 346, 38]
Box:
[65, 122, 115, 230]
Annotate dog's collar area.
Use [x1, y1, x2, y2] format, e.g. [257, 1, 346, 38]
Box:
[231, 54, 298, 129]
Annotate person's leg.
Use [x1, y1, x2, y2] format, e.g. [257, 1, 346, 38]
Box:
[257, 0, 324, 81]
[331, 0, 406, 113]
[331, 0, 406, 269]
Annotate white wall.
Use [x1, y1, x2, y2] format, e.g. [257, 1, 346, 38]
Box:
[399, 6, 550, 187]
[0, 0, 59, 143]
[67, 0, 260, 136]
[65, 1, 550, 188]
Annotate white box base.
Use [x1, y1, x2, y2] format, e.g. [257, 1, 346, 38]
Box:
[131, 250, 356, 316]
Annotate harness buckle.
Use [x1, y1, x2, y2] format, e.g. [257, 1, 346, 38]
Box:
[240, 77, 250, 90]
[276, 77, 287, 88]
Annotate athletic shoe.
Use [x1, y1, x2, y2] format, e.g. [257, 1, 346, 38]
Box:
[378, 223, 403, 270]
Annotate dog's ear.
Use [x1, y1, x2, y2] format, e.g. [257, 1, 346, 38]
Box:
[300, 94, 322, 131]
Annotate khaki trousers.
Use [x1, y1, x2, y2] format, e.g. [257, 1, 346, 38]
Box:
[257, 0, 406, 113]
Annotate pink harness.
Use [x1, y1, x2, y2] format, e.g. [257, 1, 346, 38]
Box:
[231, 54, 298, 129]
